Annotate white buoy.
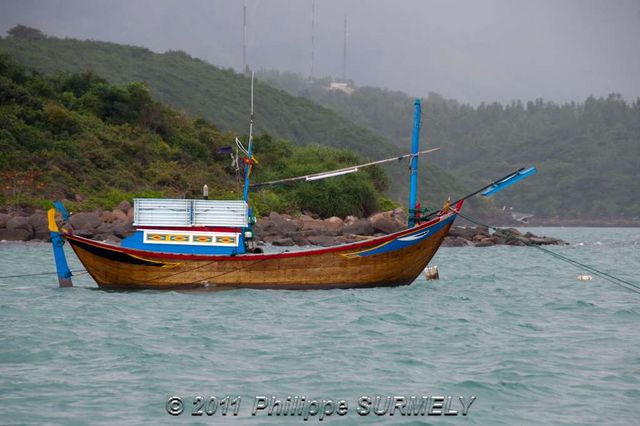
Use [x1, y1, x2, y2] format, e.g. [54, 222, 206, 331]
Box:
[577, 274, 593, 281]
[424, 265, 439, 280]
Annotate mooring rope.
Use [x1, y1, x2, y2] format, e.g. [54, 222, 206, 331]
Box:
[0, 269, 88, 280]
[455, 210, 640, 295]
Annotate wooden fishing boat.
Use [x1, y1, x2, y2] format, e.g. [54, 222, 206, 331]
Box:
[48, 77, 535, 290]
[61, 203, 461, 290]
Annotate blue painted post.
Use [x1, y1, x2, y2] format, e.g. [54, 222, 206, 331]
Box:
[48, 203, 73, 287]
[51, 231, 73, 287]
[408, 99, 422, 227]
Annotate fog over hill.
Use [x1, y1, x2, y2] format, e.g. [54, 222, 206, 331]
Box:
[1, 0, 639, 104]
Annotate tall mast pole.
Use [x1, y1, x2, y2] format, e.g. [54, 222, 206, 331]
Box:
[343, 15, 347, 81]
[243, 72, 255, 203]
[408, 99, 422, 227]
[242, 0, 247, 73]
[311, 0, 315, 79]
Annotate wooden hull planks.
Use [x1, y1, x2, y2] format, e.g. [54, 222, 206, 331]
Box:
[66, 212, 457, 290]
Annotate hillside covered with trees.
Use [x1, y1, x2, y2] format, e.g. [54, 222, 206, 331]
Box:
[261, 71, 640, 223]
[0, 55, 395, 218]
[0, 29, 470, 211]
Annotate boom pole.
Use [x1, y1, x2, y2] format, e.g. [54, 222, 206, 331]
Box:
[250, 148, 440, 188]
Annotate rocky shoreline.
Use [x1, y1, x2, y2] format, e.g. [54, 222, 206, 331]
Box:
[0, 204, 566, 247]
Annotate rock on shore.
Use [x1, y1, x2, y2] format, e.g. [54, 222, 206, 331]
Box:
[0, 205, 134, 243]
[256, 212, 566, 247]
[0, 206, 566, 247]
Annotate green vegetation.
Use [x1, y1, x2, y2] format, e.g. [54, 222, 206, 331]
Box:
[260, 70, 640, 221]
[251, 137, 388, 217]
[0, 30, 471, 210]
[0, 55, 390, 217]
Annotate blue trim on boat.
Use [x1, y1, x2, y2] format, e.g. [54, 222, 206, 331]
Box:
[351, 214, 455, 257]
[481, 167, 537, 197]
[120, 231, 246, 255]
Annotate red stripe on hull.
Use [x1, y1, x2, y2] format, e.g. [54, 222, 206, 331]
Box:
[66, 212, 452, 262]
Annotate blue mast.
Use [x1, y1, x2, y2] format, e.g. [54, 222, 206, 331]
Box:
[242, 72, 255, 203]
[408, 99, 422, 227]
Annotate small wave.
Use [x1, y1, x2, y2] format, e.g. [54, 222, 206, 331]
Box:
[613, 308, 639, 318]
[575, 300, 597, 308]
[517, 322, 542, 331]
[451, 380, 496, 393]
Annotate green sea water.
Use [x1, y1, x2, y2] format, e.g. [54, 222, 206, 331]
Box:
[1, 228, 639, 425]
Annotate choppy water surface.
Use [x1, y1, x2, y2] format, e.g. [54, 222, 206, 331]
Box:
[1, 227, 639, 425]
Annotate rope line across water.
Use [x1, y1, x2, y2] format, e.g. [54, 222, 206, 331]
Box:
[455, 211, 640, 295]
[0, 270, 87, 280]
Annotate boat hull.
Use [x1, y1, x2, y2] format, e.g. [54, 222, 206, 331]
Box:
[66, 213, 456, 290]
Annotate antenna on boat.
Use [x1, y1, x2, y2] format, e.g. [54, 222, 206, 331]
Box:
[342, 15, 348, 81]
[242, 0, 248, 73]
[242, 72, 255, 203]
[310, 0, 315, 79]
[407, 99, 422, 227]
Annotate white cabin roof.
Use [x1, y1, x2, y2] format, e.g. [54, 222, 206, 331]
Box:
[133, 198, 248, 228]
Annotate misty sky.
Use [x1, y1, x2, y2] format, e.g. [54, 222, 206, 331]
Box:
[1, 0, 639, 104]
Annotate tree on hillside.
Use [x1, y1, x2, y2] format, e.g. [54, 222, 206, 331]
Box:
[7, 25, 46, 40]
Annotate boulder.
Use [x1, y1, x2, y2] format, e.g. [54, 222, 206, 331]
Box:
[344, 234, 374, 242]
[70, 212, 102, 232]
[323, 216, 345, 236]
[334, 236, 349, 245]
[6, 216, 34, 239]
[368, 211, 404, 234]
[307, 235, 338, 247]
[95, 222, 116, 235]
[7, 216, 31, 231]
[493, 228, 525, 246]
[290, 232, 311, 246]
[475, 237, 499, 247]
[252, 221, 273, 239]
[391, 207, 408, 223]
[343, 218, 374, 236]
[448, 226, 486, 241]
[344, 215, 358, 226]
[527, 236, 567, 245]
[28, 213, 50, 240]
[472, 233, 487, 242]
[269, 212, 299, 235]
[28, 213, 48, 233]
[302, 210, 320, 219]
[111, 209, 129, 222]
[297, 215, 327, 233]
[272, 238, 295, 247]
[94, 233, 121, 242]
[493, 228, 523, 238]
[0, 213, 11, 228]
[112, 222, 135, 239]
[101, 211, 115, 223]
[0, 228, 32, 241]
[441, 236, 473, 247]
[118, 200, 131, 213]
